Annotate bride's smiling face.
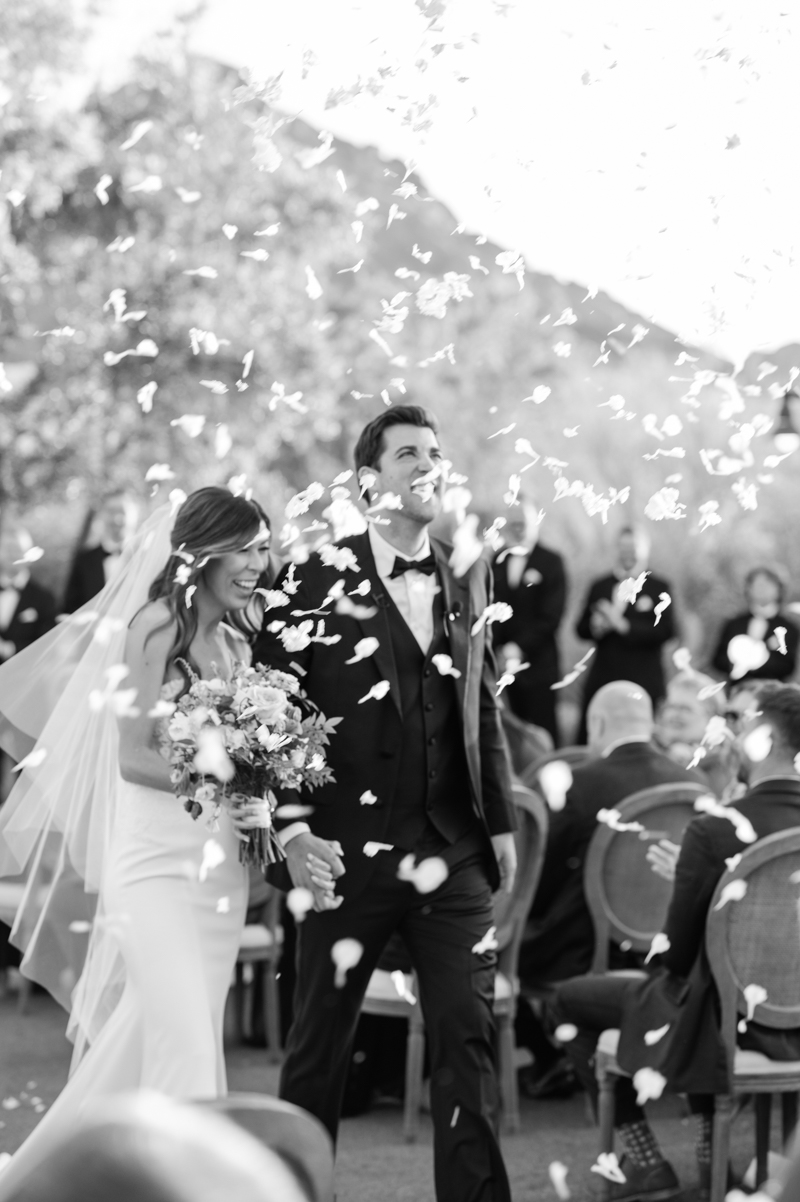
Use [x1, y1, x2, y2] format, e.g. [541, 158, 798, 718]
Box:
[201, 523, 271, 611]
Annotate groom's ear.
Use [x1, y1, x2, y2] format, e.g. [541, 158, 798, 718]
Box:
[357, 465, 377, 504]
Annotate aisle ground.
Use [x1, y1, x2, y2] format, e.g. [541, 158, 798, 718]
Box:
[0, 991, 761, 1201]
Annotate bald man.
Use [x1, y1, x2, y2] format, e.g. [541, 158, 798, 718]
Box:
[522, 682, 700, 985]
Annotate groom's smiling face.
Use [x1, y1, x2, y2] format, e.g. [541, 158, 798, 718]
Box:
[369, 423, 444, 526]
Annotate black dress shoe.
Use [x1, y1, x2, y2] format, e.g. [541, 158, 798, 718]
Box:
[602, 1156, 682, 1202]
[519, 1058, 579, 1099]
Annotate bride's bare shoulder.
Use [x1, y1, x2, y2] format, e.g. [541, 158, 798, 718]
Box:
[128, 599, 176, 642]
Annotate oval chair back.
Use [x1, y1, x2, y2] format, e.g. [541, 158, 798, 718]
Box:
[493, 781, 549, 978]
[584, 780, 709, 972]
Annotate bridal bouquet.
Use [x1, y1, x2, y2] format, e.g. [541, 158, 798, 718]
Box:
[164, 662, 338, 870]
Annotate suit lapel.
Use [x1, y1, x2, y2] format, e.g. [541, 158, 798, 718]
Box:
[432, 538, 471, 716]
[344, 531, 402, 717]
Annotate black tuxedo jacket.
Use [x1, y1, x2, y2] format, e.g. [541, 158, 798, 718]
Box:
[0, 579, 57, 662]
[520, 740, 700, 985]
[711, 611, 799, 683]
[63, 546, 109, 613]
[618, 778, 800, 1093]
[490, 542, 566, 688]
[575, 570, 676, 707]
[253, 531, 516, 898]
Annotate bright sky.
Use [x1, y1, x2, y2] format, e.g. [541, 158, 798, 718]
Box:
[80, 0, 800, 364]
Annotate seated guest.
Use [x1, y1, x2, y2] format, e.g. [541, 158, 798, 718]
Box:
[62, 490, 139, 612]
[491, 500, 567, 746]
[575, 527, 676, 743]
[516, 680, 700, 1098]
[654, 669, 723, 769]
[0, 523, 57, 663]
[711, 564, 799, 685]
[554, 682, 800, 1202]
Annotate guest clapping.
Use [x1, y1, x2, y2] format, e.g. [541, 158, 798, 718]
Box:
[711, 564, 798, 684]
[62, 490, 139, 612]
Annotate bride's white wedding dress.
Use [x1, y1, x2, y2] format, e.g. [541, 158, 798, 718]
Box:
[0, 682, 248, 1189]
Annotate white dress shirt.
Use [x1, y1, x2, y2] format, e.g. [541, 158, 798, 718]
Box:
[368, 522, 437, 654]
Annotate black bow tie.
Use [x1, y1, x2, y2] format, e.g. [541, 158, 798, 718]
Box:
[389, 553, 437, 580]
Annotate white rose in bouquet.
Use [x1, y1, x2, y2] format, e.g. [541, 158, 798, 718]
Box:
[249, 685, 289, 724]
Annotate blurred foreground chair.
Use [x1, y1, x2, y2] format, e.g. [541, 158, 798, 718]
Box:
[500, 706, 552, 778]
[203, 1094, 334, 1202]
[0, 1092, 310, 1202]
[230, 873, 282, 1061]
[364, 782, 548, 1141]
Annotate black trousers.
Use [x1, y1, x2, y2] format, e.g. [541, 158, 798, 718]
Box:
[555, 974, 714, 1123]
[280, 841, 511, 1202]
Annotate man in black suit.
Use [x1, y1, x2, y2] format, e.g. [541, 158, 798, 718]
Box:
[253, 406, 517, 1202]
[62, 491, 138, 613]
[711, 564, 799, 684]
[0, 524, 57, 666]
[491, 501, 566, 745]
[554, 682, 800, 1202]
[575, 527, 676, 743]
[516, 681, 699, 1097]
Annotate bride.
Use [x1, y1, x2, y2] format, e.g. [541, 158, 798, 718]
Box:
[0, 486, 277, 1182]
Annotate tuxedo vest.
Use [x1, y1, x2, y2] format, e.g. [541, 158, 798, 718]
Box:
[383, 580, 474, 850]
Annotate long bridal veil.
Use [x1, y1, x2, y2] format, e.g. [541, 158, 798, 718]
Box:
[0, 499, 179, 1069]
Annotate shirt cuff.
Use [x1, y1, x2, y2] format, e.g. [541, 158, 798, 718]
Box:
[276, 822, 311, 849]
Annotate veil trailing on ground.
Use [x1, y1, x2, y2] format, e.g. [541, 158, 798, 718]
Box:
[0, 500, 180, 1069]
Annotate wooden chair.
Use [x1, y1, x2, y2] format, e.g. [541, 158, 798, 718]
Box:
[369, 782, 549, 1141]
[499, 705, 553, 778]
[231, 877, 283, 1062]
[202, 1092, 334, 1202]
[706, 829, 800, 1202]
[520, 745, 591, 793]
[584, 781, 709, 972]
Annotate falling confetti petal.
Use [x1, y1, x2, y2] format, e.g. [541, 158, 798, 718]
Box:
[286, 888, 314, 923]
[120, 119, 153, 150]
[554, 1024, 578, 1043]
[345, 637, 380, 665]
[331, 938, 363, 987]
[633, 1067, 666, 1104]
[538, 761, 573, 812]
[358, 681, 391, 704]
[644, 1024, 670, 1046]
[363, 842, 393, 857]
[549, 1162, 571, 1200]
[645, 932, 671, 963]
[11, 748, 47, 773]
[359, 790, 378, 806]
[714, 879, 748, 910]
[431, 653, 461, 679]
[591, 1154, 626, 1184]
[472, 926, 498, 955]
[397, 854, 449, 894]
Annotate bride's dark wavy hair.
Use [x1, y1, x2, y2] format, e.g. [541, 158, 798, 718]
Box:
[146, 487, 271, 691]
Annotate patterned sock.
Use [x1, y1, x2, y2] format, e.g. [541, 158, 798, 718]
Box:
[694, 1112, 713, 1166]
[618, 1120, 665, 1168]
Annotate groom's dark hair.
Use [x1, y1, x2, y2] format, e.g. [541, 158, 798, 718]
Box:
[354, 405, 439, 474]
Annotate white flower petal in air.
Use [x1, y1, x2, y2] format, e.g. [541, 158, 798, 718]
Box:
[136, 381, 157, 413]
[170, 415, 206, 438]
[633, 1067, 667, 1105]
[549, 1161, 571, 1200]
[358, 681, 391, 704]
[68, 920, 92, 934]
[331, 938, 363, 987]
[198, 839, 226, 883]
[391, 970, 416, 1004]
[128, 175, 162, 193]
[120, 119, 153, 150]
[471, 602, 513, 636]
[359, 790, 378, 806]
[363, 842, 393, 858]
[175, 187, 201, 203]
[305, 266, 323, 299]
[742, 724, 773, 763]
[286, 888, 314, 924]
[94, 174, 112, 203]
[740, 984, 768, 1031]
[590, 1153, 626, 1184]
[222, 224, 237, 239]
[714, 879, 748, 911]
[397, 854, 449, 894]
[644, 1024, 670, 1046]
[193, 727, 234, 782]
[11, 748, 47, 773]
[728, 635, 771, 680]
[431, 654, 461, 679]
[13, 545, 44, 565]
[145, 463, 175, 482]
[216, 897, 230, 914]
[645, 932, 671, 963]
[554, 1024, 578, 1043]
[538, 761, 573, 812]
[472, 926, 498, 955]
[345, 637, 380, 665]
[183, 266, 218, 278]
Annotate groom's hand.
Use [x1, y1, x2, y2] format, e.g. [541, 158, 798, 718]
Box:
[284, 832, 346, 911]
[491, 832, 517, 896]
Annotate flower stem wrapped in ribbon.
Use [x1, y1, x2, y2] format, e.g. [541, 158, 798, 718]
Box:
[163, 661, 339, 870]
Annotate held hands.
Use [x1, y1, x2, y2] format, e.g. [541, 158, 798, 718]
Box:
[285, 832, 346, 912]
[646, 838, 680, 883]
[491, 832, 517, 896]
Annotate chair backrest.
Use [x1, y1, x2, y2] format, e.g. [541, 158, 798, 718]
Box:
[706, 829, 800, 1077]
[520, 745, 592, 792]
[202, 1093, 334, 1202]
[494, 782, 549, 979]
[499, 706, 553, 779]
[584, 780, 709, 972]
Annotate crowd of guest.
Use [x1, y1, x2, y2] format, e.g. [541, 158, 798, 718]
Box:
[3, 488, 800, 1202]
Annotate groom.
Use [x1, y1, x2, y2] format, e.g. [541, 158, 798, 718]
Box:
[254, 405, 517, 1202]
